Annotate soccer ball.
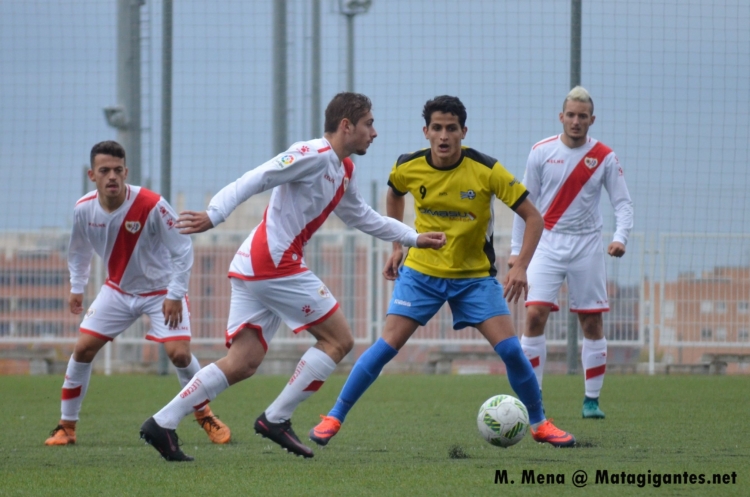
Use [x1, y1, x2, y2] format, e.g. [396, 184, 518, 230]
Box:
[477, 394, 529, 448]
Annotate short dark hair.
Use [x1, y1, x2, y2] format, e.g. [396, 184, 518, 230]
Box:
[90, 140, 126, 168]
[324, 92, 372, 133]
[422, 95, 467, 128]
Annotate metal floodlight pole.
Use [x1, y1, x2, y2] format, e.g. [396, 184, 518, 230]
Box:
[156, 0, 174, 376]
[106, 0, 144, 185]
[273, 0, 288, 154]
[567, 0, 582, 375]
[339, 0, 372, 92]
[311, 0, 322, 136]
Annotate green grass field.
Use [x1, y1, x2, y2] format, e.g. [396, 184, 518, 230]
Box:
[1, 374, 748, 496]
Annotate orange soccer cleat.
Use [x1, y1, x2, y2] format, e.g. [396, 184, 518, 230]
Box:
[195, 405, 231, 444]
[309, 415, 342, 447]
[45, 420, 77, 446]
[531, 419, 576, 447]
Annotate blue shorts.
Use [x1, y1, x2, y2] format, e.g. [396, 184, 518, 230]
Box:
[387, 266, 510, 330]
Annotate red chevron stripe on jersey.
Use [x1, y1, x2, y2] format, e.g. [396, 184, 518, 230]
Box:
[246, 158, 354, 279]
[543, 142, 611, 230]
[107, 188, 161, 285]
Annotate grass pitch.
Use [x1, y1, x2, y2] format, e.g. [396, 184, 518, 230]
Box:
[1, 374, 748, 496]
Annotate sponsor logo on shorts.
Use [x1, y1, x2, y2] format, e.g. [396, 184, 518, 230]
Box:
[302, 304, 314, 316]
[318, 285, 331, 298]
[85, 307, 95, 318]
[394, 299, 411, 307]
[125, 221, 141, 233]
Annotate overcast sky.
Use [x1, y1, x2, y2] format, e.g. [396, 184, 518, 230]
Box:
[1, 0, 748, 280]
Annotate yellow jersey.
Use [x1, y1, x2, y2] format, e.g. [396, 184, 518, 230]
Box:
[388, 147, 528, 278]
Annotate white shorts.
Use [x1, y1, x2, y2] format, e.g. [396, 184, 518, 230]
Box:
[225, 271, 339, 351]
[526, 230, 609, 313]
[80, 284, 192, 342]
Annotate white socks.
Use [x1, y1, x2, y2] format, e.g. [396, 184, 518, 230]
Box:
[265, 347, 337, 423]
[175, 354, 207, 413]
[174, 354, 202, 388]
[520, 335, 547, 389]
[60, 356, 93, 421]
[582, 337, 607, 398]
[153, 363, 229, 429]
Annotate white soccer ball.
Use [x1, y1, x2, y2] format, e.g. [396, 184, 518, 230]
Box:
[477, 394, 529, 448]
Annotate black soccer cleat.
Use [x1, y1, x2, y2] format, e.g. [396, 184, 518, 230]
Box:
[254, 412, 314, 458]
[140, 417, 194, 462]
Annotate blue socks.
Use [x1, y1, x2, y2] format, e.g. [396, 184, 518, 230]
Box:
[328, 338, 398, 423]
[494, 336, 545, 425]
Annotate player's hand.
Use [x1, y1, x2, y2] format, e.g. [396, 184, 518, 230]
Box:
[607, 241, 626, 258]
[507, 255, 518, 268]
[176, 211, 214, 234]
[383, 247, 404, 281]
[69, 293, 84, 315]
[162, 298, 183, 329]
[416, 232, 446, 249]
[502, 266, 528, 304]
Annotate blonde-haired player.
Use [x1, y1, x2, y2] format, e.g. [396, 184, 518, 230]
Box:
[510, 86, 634, 419]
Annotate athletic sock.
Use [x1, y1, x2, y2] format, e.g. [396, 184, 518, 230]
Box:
[520, 334, 547, 389]
[174, 354, 201, 388]
[153, 363, 228, 429]
[582, 337, 607, 399]
[175, 354, 207, 412]
[265, 347, 337, 423]
[60, 356, 93, 421]
[494, 337, 545, 425]
[328, 338, 398, 423]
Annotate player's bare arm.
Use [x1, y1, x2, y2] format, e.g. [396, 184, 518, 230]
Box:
[176, 210, 213, 234]
[607, 241, 626, 257]
[503, 198, 543, 303]
[383, 187, 407, 280]
[162, 298, 183, 329]
[69, 293, 84, 314]
[383, 247, 404, 280]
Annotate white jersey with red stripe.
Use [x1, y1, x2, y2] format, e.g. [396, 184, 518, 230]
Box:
[206, 138, 420, 281]
[510, 135, 633, 255]
[68, 185, 193, 299]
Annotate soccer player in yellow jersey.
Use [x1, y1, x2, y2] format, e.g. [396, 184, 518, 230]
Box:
[311, 96, 576, 447]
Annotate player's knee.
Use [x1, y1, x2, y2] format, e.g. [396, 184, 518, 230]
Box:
[166, 347, 192, 368]
[526, 309, 548, 334]
[323, 334, 354, 362]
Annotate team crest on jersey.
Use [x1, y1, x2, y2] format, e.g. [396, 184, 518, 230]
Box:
[460, 190, 476, 200]
[318, 285, 331, 298]
[125, 221, 141, 233]
[343, 177, 350, 191]
[584, 157, 599, 169]
[85, 307, 95, 318]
